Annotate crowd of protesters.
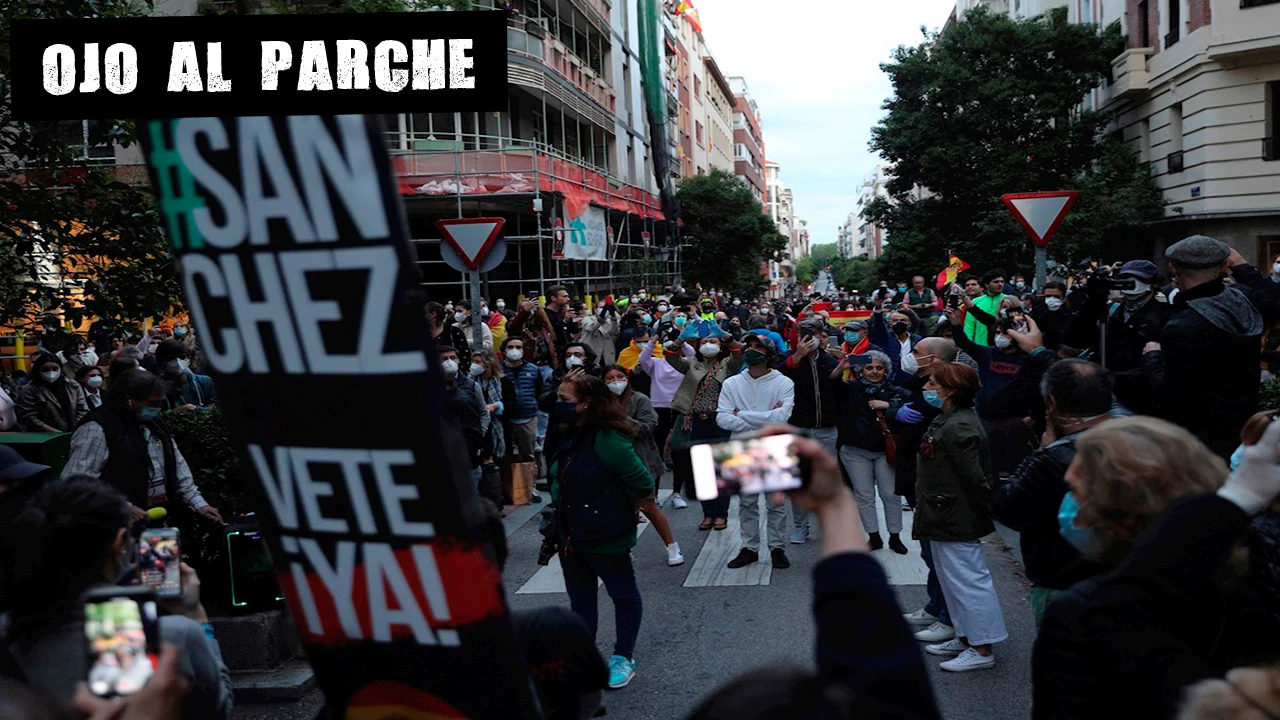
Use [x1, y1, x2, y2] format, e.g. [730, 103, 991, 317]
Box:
[4, 233, 1280, 719]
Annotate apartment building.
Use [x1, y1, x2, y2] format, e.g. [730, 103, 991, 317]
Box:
[765, 161, 796, 294]
[838, 213, 860, 259]
[1099, 0, 1280, 263]
[702, 56, 736, 173]
[729, 77, 767, 203]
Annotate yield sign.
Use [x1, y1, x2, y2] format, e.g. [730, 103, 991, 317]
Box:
[436, 217, 506, 270]
[1001, 191, 1078, 248]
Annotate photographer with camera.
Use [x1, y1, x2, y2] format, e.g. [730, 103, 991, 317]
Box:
[1079, 260, 1171, 373]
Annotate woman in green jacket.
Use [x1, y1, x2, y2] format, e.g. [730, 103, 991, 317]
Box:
[914, 362, 1008, 673]
[550, 373, 654, 690]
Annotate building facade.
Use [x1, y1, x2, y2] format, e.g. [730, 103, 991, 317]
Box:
[703, 56, 736, 173]
[729, 77, 767, 204]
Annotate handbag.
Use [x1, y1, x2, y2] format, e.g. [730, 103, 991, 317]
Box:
[874, 408, 899, 465]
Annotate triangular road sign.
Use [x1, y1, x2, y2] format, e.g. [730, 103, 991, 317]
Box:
[436, 217, 506, 270]
[1001, 191, 1078, 248]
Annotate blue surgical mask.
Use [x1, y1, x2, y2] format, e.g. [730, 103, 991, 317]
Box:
[553, 401, 579, 424]
[138, 406, 160, 421]
[1230, 443, 1246, 471]
[923, 390, 944, 408]
[641, 314, 652, 324]
[844, 331, 860, 344]
[1057, 491, 1098, 555]
[674, 316, 687, 327]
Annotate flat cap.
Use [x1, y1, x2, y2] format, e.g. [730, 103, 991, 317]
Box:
[1116, 260, 1160, 280]
[842, 320, 869, 331]
[1166, 235, 1230, 269]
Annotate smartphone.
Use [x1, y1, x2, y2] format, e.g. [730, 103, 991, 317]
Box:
[690, 434, 808, 501]
[847, 353, 873, 366]
[827, 335, 841, 348]
[83, 587, 160, 698]
[136, 528, 181, 599]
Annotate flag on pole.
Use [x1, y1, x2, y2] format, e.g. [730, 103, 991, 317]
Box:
[936, 253, 970, 290]
[675, 0, 703, 32]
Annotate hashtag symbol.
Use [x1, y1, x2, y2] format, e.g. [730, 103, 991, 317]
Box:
[146, 120, 206, 250]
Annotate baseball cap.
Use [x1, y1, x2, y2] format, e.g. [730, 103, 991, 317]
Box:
[1116, 260, 1160, 281]
[0, 445, 51, 482]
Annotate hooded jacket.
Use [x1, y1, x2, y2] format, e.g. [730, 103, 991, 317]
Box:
[715, 368, 795, 439]
[1143, 277, 1263, 460]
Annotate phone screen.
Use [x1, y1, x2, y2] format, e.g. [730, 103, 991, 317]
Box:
[828, 335, 841, 348]
[137, 528, 181, 598]
[690, 434, 806, 501]
[84, 594, 159, 697]
[847, 353, 873, 366]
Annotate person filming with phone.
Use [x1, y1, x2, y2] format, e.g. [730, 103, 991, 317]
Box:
[0, 480, 232, 719]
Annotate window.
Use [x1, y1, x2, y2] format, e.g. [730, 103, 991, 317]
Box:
[1168, 103, 1184, 173]
[1266, 81, 1278, 161]
[695, 121, 703, 145]
[1139, 118, 1152, 162]
[1165, 0, 1180, 46]
[1137, 0, 1150, 47]
[58, 120, 114, 163]
[734, 143, 747, 159]
[693, 75, 701, 98]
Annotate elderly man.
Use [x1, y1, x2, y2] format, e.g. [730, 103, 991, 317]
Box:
[904, 276, 939, 335]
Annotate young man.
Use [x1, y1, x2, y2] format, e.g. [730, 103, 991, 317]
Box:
[544, 285, 575, 358]
[963, 269, 1007, 346]
[780, 321, 840, 544]
[500, 337, 545, 463]
[455, 301, 495, 353]
[717, 335, 796, 569]
[439, 345, 490, 486]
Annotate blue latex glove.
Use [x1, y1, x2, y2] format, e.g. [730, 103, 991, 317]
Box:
[896, 403, 923, 424]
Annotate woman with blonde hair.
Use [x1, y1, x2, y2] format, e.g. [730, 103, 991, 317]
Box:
[1032, 416, 1277, 719]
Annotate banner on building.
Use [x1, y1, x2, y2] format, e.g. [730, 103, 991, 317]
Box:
[137, 115, 538, 720]
[562, 200, 608, 261]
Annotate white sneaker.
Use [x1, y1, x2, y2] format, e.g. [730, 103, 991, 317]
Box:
[666, 542, 685, 566]
[924, 637, 968, 656]
[902, 608, 938, 627]
[914, 621, 957, 643]
[671, 493, 689, 509]
[940, 647, 996, 672]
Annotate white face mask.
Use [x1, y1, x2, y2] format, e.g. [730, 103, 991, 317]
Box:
[699, 343, 720, 357]
[900, 353, 920, 375]
[657, 305, 669, 313]
[995, 335, 1013, 350]
[41, 369, 61, 383]
[506, 349, 524, 362]
[86, 375, 104, 388]
[733, 299, 741, 306]
[566, 356, 584, 368]
[166, 359, 190, 375]
[607, 381, 629, 395]
[1273, 263, 1280, 275]
[454, 312, 467, 324]
[441, 359, 459, 375]
[469, 363, 486, 377]
[1044, 297, 1064, 311]
[496, 302, 506, 309]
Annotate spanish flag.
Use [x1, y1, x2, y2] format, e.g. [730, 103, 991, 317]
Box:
[936, 253, 970, 290]
[675, 0, 703, 32]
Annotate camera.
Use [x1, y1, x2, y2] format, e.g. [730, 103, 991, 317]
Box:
[537, 538, 557, 566]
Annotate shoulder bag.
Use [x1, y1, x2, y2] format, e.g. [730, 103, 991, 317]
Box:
[874, 408, 899, 465]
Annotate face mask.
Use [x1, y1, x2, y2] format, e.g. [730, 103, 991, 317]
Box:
[699, 343, 720, 357]
[553, 400, 579, 424]
[1121, 279, 1150, 298]
[1057, 491, 1098, 555]
[469, 363, 485, 377]
[566, 356, 584, 369]
[1015, 281, 1026, 290]
[79, 352, 94, 362]
[165, 359, 190, 375]
[41, 370, 61, 383]
[1044, 297, 1064, 311]
[638, 292, 647, 299]
[744, 349, 767, 366]
[897, 286, 906, 292]
[174, 327, 188, 337]
[844, 331, 860, 344]
[1273, 263, 1280, 275]
[607, 381, 628, 395]
[658, 305, 669, 313]
[138, 406, 160, 421]
[506, 349, 524, 362]
[1230, 443, 1245, 471]
[496, 302, 506, 309]
[923, 389, 944, 408]
[674, 316, 687, 327]
[441, 359, 459, 375]
[454, 312, 467, 324]
[87, 375, 104, 388]
[994, 335, 1013, 350]
[641, 314, 652, 324]
[733, 299, 741, 306]
[891, 321, 909, 335]
[481, 308, 491, 318]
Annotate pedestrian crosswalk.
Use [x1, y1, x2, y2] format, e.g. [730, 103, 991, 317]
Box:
[682, 496, 772, 587]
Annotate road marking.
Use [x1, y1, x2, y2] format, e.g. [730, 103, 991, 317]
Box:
[516, 490, 671, 594]
[682, 496, 773, 587]
[871, 509, 927, 585]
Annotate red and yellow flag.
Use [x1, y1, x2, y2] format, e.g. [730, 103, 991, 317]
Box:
[936, 253, 970, 290]
[675, 0, 703, 32]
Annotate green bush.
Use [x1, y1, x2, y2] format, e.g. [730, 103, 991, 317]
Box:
[162, 408, 256, 614]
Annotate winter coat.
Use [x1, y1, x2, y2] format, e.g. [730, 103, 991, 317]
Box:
[500, 361, 544, 421]
[834, 378, 908, 453]
[868, 311, 923, 386]
[780, 351, 840, 429]
[913, 408, 995, 542]
[549, 429, 652, 554]
[16, 378, 88, 432]
[577, 314, 618, 367]
[443, 375, 489, 467]
[635, 340, 694, 409]
[666, 350, 745, 417]
[893, 375, 941, 500]
[623, 392, 664, 485]
[1143, 277, 1263, 461]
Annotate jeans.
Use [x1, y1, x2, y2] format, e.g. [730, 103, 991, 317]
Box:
[740, 493, 788, 551]
[560, 550, 643, 659]
[930, 540, 1008, 646]
[675, 415, 731, 519]
[654, 407, 677, 491]
[840, 445, 901, 534]
[794, 427, 839, 530]
[919, 539, 952, 627]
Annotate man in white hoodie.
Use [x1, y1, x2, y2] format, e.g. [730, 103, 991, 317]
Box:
[717, 334, 796, 569]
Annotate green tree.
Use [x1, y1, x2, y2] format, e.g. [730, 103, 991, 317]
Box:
[796, 256, 816, 286]
[678, 170, 787, 297]
[867, 7, 1163, 283]
[0, 0, 185, 332]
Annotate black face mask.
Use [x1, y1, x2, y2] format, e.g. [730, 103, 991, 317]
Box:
[553, 401, 579, 424]
[892, 322, 910, 335]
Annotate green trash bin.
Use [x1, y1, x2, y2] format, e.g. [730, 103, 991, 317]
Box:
[0, 432, 72, 477]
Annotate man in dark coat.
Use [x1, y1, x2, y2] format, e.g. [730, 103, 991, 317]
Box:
[1143, 235, 1271, 461]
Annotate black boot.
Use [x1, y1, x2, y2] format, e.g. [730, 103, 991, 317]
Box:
[868, 531, 884, 550]
[889, 533, 909, 555]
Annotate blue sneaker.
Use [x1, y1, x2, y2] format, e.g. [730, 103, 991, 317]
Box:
[607, 655, 635, 689]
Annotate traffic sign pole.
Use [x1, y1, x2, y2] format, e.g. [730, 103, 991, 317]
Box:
[1000, 191, 1078, 292]
[437, 217, 507, 353]
[469, 272, 483, 351]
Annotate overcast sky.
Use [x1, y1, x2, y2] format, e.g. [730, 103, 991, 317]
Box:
[691, 0, 957, 247]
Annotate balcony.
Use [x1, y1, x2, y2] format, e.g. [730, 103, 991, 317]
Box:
[1167, 150, 1185, 174]
[1265, 137, 1278, 162]
[541, 36, 616, 114]
[1207, 0, 1280, 59]
[1101, 47, 1153, 107]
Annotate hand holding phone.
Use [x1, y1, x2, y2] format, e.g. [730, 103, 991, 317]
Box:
[690, 433, 809, 500]
[136, 528, 181, 599]
[847, 353, 872, 366]
[82, 587, 159, 698]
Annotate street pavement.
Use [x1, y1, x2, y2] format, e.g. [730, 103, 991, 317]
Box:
[502, 478, 1037, 720]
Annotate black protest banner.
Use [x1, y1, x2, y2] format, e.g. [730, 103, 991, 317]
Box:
[136, 115, 539, 719]
[11, 12, 506, 120]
